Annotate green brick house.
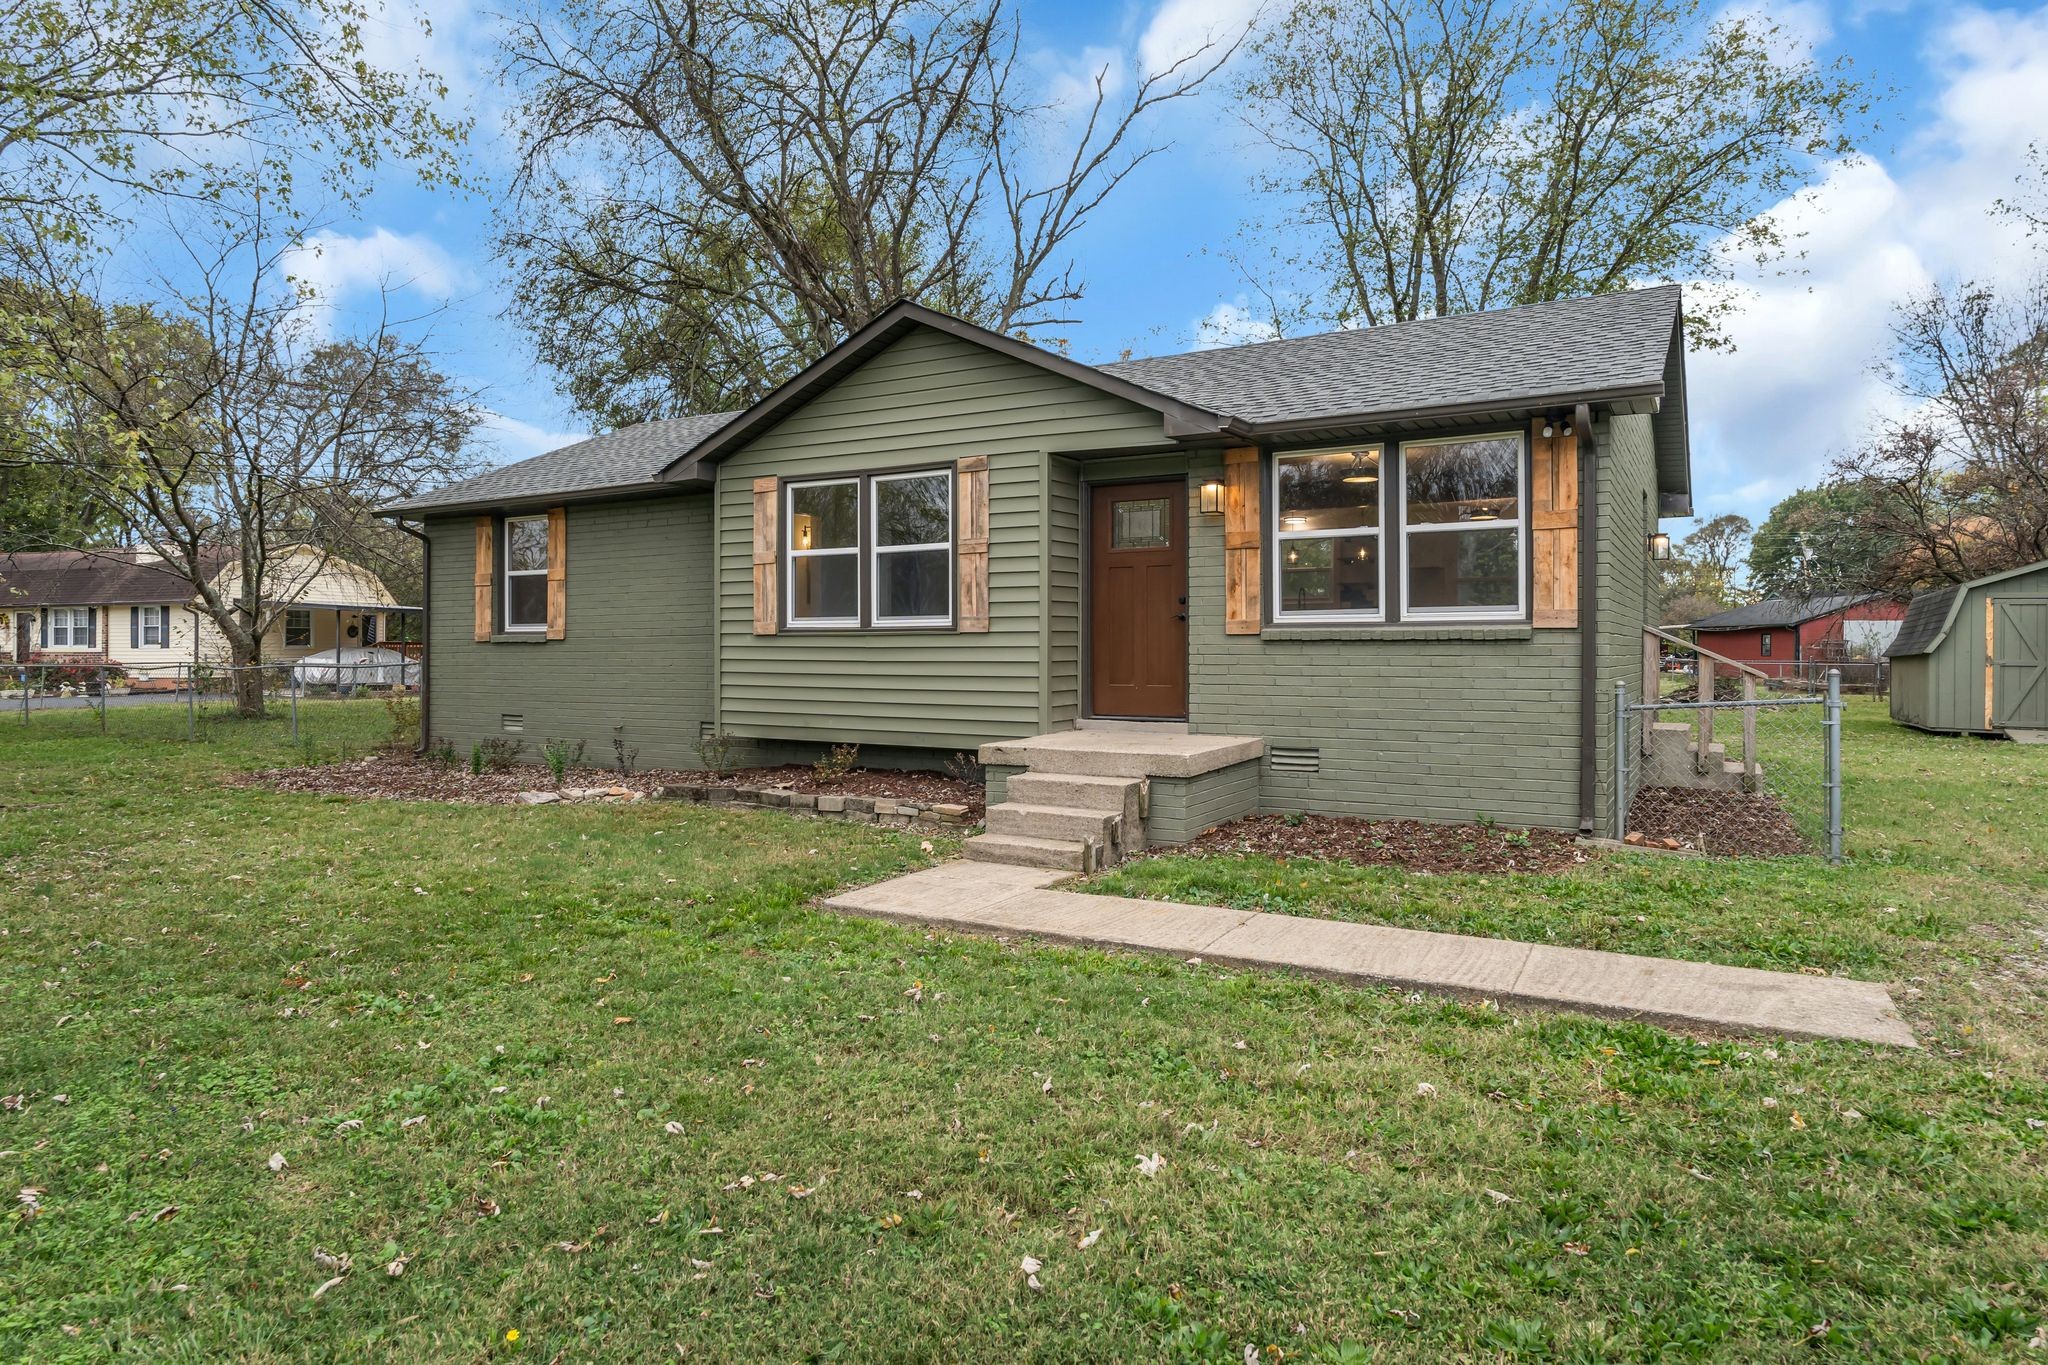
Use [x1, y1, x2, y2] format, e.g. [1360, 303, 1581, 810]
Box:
[383, 287, 1691, 867]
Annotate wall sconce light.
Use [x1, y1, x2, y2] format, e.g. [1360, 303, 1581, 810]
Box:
[1648, 531, 1672, 560]
[1199, 479, 1225, 516]
[795, 516, 813, 551]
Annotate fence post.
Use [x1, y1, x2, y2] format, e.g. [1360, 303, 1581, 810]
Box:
[1825, 668, 1843, 864]
[19, 667, 27, 725]
[1612, 680, 1629, 841]
[97, 667, 107, 734]
[187, 663, 196, 742]
[290, 664, 300, 742]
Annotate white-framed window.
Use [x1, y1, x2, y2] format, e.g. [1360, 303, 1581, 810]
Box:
[869, 469, 953, 627]
[786, 477, 862, 627]
[49, 607, 91, 647]
[1272, 446, 1385, 622]
[284, 608, 313, 648]
[503, 515, 551, 631]
[1398, 432, 1526, 620]
[138, 605, 165, 646]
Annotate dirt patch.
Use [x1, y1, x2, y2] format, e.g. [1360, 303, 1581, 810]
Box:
[1154, 813, 1589, 875]
[234, 755, 984, 818]
[1626, 785, 1813, 857]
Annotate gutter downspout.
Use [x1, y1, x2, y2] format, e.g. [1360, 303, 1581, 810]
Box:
[393, 519, 430, 754]
[1575, 402, 1600, 833]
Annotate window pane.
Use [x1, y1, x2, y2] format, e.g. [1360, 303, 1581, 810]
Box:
[877, 548, 949, 620]
[1278, 535, 1379, 614]
[508, 517, 550, 572]
[1278, 450, 1381, 531]
[1110, 498, 1171, 549]
[791, 482, 858, 551]
[1406, 527, 1519, 609]
[876, 473, 949, 547]
[792, 552, 858, 621]
[507, 575, 548, 627]
[1404, 437, 1519, 524]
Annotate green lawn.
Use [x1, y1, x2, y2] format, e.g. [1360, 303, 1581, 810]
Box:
[3, 702, 2046, 1360]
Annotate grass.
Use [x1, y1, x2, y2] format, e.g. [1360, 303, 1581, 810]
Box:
[2, 701, 2046, 1359]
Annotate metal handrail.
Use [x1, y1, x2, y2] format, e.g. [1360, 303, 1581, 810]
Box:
[1645, 624, 1770, 680]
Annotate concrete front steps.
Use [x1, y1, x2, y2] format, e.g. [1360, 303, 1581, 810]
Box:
[963, 727, 1262, 873]
[1645, 721, 1761, 792]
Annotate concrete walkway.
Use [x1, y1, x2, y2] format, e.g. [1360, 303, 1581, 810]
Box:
[823, 862, 1916, 1047]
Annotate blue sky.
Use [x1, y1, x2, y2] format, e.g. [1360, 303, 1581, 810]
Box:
[247, 0, 2048, 538]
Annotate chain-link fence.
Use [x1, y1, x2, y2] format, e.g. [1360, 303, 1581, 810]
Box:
[4, 659, 415, 752]
[1615, 671, 1843, 861]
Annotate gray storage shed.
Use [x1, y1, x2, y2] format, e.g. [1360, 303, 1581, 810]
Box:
[1888, 559, 2048, 736]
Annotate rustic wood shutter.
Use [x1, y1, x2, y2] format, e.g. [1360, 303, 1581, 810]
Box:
[473, 516, 494, 642]
[956, 456, 990, 632]
[752, 477, 779, 635]
[545, 506, 567, 640]
[1223, 446, 1262, 635]
[1530, 419, 1580, 628]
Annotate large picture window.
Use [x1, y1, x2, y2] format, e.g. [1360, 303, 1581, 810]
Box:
[1400, 433, 1525, 618]
[49, 607, 90, 646]
[503, 515, 551, 631]
[785, 469, 953, 629]
[1273, 447, 1383, 621]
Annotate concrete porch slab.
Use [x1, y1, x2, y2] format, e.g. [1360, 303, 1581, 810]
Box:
[818, 861, 1917, 1048]
[978, 728, 1264, 778]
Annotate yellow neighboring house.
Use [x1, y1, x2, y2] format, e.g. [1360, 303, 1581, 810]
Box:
[0, 546, 404, 678]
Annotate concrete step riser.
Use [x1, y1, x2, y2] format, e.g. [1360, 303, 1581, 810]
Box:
[1004, 772, 1144, 816]
[986, 803, 1121, 848]
[962, 833, 1096, 873]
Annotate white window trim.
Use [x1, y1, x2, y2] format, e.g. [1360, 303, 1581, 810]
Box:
[284, 607, 313, 648]
[138, 605, 165, 646]
[1271, 446, 1386, 624]
[785, 477, 862, 629]
[503, 514, 551, 632]
[1397, 431, 1528, 623]
[869, 468, 954, 628]
[50, 606, 90, 648]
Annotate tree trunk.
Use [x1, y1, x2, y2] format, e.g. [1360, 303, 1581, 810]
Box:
[230, 639, 266, 718]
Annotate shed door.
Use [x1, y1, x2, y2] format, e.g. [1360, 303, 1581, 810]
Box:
[1993, 598, 2048, 730]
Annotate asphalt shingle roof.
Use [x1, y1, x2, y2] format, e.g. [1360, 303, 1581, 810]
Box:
[1098, 286, 1681, 426]
[383, 413, 738, 515]
[1690, 594, 1875, 631]
[0, 550, 204, 606]
[1887, 586, 1960, 658]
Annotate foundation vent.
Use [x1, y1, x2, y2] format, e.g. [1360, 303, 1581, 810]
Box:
[1268, 746, 1320, 774]
[501, 713, 524, 734]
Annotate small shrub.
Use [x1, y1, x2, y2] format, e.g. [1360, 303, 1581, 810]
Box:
[542, 737, 585, 787]
[813, 742, 860, 784]
[694, 730, 738, 777]
[383, 694, 421, 748]
[426, 738, 459, 770]
[611, 725, 638, 777]
[479, 737, 523, 772]
[470, 741, 485, 776]
[942, 750, 985, 785]
[1282, 811, 1307, 827]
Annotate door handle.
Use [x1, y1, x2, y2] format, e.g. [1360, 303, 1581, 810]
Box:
[1174, 612, 1188, 622]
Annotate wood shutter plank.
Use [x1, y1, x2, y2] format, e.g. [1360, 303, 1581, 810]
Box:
[473, 516, 494, 642]
[752, 477, 779, 635]
[957, 456, 990, 632]
[545, 507, 567, 640]
[1529, 419, 1580, 628]
[1223, 446, 1262, 634]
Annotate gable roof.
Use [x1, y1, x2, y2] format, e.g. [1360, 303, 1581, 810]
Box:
[0, 549, 217, 607]
[1887, 559, 2048, 658]
[1690, 593, 1877, 632]
[383, 286, 1689, 516]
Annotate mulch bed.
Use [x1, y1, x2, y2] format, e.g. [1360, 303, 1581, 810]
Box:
[1624, 785, 1812, 857]
[234, 755, 984, 818]
[1156, 812, 1590, 875]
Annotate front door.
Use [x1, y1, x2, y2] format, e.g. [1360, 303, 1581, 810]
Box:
[1993, 598, 2048, 730]
[1089, 481, 1188, 719]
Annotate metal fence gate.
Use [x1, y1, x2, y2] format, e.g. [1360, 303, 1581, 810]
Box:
[1615, 670, 1843, 862]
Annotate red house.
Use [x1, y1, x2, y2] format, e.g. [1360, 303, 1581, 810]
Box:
[1688, 594, 1906, 678]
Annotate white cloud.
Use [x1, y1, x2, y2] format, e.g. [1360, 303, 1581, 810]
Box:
[283, 227, 470, 337]
[1190, 296, 1281, 348]
[1138, 0, 1265, 80]
[1680, 4, 2048, 530]
[476, 411, 591, 467]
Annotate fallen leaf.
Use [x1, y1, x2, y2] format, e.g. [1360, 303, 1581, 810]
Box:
[476, 1198, 500, 1217]
[267, 1152, 288, 1172]
[313, 1248, 351, 1273]
[1414, 1082, 1438, 1098]
[312, 1275, 347, 1300]
[664, 1121, 685, 1135]
[1135, 1152, 1165, 1178]
[385, 1254, 410, 1277]
[1563, 1241, 1590, 1256]
[401, 1115, 426, 1129]
[1077, 1228, 1102, 1249]
[1484, 1188, 1515, 1205]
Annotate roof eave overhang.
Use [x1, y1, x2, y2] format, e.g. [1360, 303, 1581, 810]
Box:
[375, 476, 709, 522]
[658, 301, 1239, 481]
[1238, 381, 1666, 443]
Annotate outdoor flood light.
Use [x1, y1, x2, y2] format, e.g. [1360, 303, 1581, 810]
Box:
[1648, 531, 1672, 560]
[1199, 478, 1225, 515]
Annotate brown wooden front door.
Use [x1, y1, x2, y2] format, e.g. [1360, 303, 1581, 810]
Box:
[1089, 481, 1188, 718]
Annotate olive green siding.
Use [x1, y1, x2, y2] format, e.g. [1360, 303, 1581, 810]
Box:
[1047, 457, 1083, 725]
[1889, 564, 2048, 733]
[1591, 413, 1661, 820]
[422, 497, 716, 768]
[713, 326, 1168, 749]
[1146, 760, 1261, 845]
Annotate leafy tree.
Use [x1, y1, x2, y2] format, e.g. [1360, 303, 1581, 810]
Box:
[1747, 484, 1898, 599]
[1, 214, 481, 715]
[1233, 0, 1872, 347]
[1657, 513, 1750, 617]
[497, 0, 1244, 422]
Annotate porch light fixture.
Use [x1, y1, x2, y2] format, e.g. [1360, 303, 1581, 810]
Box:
[1199, 478, 1225, 515]
[1648, 531, 1672, 560]
[1341, 453, 1378, 484]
